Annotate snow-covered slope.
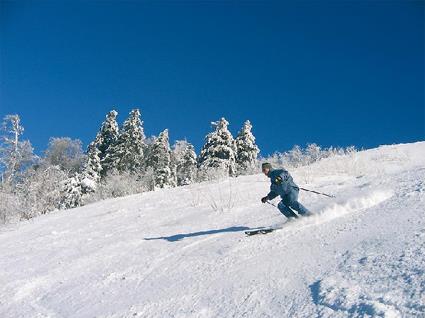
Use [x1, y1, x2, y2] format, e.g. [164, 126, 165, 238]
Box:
[1, 142, 424, 318]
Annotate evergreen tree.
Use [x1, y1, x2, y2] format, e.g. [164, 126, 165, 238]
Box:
[81, 142, 102, 192]
[172, 140, 197, 186]
[234, 120, 259, 174]
[198, 117, 236, 176]
[92, 110, 119, 176]
[169, 153, 178, 189]
[103, 109, 145, 173]
[94, 110, 119, 157]
[59, 174, 82, 209]
[84, 142, 102, 181]
[146, 129, 175, 188]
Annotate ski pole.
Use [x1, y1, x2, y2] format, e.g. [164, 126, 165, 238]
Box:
[297, 187, 335, 198]
[266, 201, 277, 208]
[266, 200, 299, 218]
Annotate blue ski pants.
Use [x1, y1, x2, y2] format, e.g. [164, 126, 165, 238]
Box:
[277, 189, 310, 218]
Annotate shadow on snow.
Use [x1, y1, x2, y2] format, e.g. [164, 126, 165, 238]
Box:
[144, 226, 252, 242]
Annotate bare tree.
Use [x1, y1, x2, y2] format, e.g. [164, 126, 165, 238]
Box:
[44, 137, 86, 174]
[0, 115, 35, 183]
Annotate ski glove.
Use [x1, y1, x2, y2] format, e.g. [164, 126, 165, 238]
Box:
[261, 196, 268, 203]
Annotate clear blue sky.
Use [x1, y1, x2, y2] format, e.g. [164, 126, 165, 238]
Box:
[0, 1, 424, 156]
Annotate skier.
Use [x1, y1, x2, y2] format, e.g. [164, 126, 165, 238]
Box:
[261, 162, 311, 219]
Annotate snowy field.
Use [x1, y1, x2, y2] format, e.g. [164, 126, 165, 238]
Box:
[1, 142, 424, 318]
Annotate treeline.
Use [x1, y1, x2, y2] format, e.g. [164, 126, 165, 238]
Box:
[0, 110, 259, 223]
[264, 144, 357, 169]
[0, 110, 357, 224]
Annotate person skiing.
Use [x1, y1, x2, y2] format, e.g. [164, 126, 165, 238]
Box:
[261, 162, 311, 219]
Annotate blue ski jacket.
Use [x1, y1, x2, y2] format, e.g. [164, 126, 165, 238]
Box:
[266, 168, 299, 200]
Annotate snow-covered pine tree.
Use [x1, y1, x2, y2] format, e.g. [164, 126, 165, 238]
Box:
[198, 117, 236, 177]
[172, 140, 197, 186]
[80, 142, 102, 193]
[59, 174, 83, 209]
[84, 142, 102, 182]
[234, 120, 259, 174]
[146, 129, 175, 189]
[169, 152, 178, 189]
[103, 109, 145, 173]
[92, 110, 119, 176]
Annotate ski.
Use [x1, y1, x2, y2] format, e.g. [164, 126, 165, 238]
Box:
[244, 227, 281, 236]
[245, 213, 312, 236]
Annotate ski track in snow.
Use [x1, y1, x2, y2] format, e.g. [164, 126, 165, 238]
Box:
[0, 142, 424, 317]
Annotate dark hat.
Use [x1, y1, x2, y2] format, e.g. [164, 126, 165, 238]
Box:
[261, 162, 272, 170]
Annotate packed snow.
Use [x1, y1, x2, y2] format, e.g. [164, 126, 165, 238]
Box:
[1, 142, 424, 317]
